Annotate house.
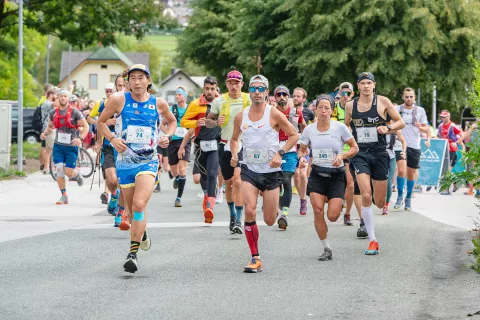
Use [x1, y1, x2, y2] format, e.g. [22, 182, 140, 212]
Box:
[160, 69, 206, 104]
[58, 46, 159, 100]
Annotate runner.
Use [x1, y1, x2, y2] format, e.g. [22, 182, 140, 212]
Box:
[292, 87, 311, 215]
[164, 86, 191, 207]
[41, 89, 89, 204]
[229, 74, 299, 273]
[384, 127, 406, 215]
[393, 88, 431, 211]
[437, 110, 464, 195]
[181, 76, 221, 223]
[298, 94, 358, 261]
[344, 72, 405, 255]
[206, 70, 251, 233]
[97, 64, 176, 273]
[274, 85, 306, 229]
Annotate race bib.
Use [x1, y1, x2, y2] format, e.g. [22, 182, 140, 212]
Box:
[57, 132, 71, 144]
[200, 140, 218, 152]
[357, 127, 378, 143]
[393, 139, 403, 151]
[174, 127, 188, 138]
[224, 140, 242, 152]
[312, 148, 335, 167]
[279, 140, 296, 153]
[126, 125, 152, 144]
[245, 148, 269, 164]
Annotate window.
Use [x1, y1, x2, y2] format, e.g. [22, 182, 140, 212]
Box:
[72, 80, 77, 89]
[101, 65, 108, 69]
[110, 75, 117, 83]
[89, 74, 98, 89]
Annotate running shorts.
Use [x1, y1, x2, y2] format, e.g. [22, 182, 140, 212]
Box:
[406, 147, 421, 169]
[156, 146, 168, 157]
[281, 152, 298, 173]
[167, 139, 191, 165]
[52, 144, 78, 169]
[449, 151, 457, 167]
[117, 159, 159, 188]
[102, 145, 117, 170]
[307, 170, 347, 199]
[240, 164, 283, 192]
[350, 150, 390, 181]
[219, 143, 242, 181]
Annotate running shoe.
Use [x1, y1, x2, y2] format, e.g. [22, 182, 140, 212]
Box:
[292, 186, 298, 194]
[202, 194, 208, 211]
[318, 248, 333, 261]
[140, 231, 151, 251]
[233, 220, 243, 235]
[365, 240, 379, 255]
[119, 214, 131, 231]
[452, 183, 458, 193]
[76, 173, 84, 187]
[229, 215, 236, 233]
[278, 214, 288, 230]
[107, 192, 119, 215]
[382, 206, 389, 215]
[394, 196, 403, 209]
[440, 190, 451, 195]
[404, 197, 412, 211]
[215, 189, 224, 204]
[153, 184, 161, 193]
[244, 257, 263, 273]
[343, 214, 353, 226]
[357, 223, 368, 238]
[173, 176, 179, 189]
[464, 190, 474, 196]
[413, 185, 422, 193]
[100, 192, 108, 204]
[175, 197, 182, 207]
[123, 253, 138, 273]
[56, 195, 68, 205]
[204, 197, 215, 224]
[197, 191, 204, 199]
[300, 199, 307, 216]
[426, 186, 432, 192]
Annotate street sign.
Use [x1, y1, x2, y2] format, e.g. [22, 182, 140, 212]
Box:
[418, 138, 449, 186]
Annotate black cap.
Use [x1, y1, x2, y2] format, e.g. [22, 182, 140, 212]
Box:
[357, 72, 375, 83]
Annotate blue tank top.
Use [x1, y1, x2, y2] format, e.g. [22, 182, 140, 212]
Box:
[116, 92, 159, 164]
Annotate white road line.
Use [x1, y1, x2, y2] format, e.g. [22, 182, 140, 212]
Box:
[75, 221, 268, 230]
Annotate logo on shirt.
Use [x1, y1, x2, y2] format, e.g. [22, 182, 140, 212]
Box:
[258, 124, 265, 128]
[243, 124, 249, 130]
[134, 110, 140, 115]
[368, 116, 379, 123]
[353, 119, 364, 127]
[133, 103, 138, 109]
[149, 104, 155, 110]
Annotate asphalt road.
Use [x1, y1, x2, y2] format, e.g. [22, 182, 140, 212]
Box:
[0, 171, 479, 320]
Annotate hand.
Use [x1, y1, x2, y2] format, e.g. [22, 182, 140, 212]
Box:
[111, 137, 128, 153]
[40, 132, 46, 140]
[71, 138, 82, 147]
[299, 156, 308, 168]
[93, 143, 102, 154]
[415, 122, 422, 129]
[377, 126, 388, 134]
[332, 154, 343, 167]
[178, 147, 185, 160]
[269, 153, 282, 168]
[218, 114, 225, 126]
[196, 118, 206, 127]
[425, 140, 431, 148]
[106, 118, 116, 126]
[230, 154, 239, 167]
[158, 136, 170, 148]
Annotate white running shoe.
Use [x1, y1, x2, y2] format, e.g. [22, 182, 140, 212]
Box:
[215, 190, 224, 204]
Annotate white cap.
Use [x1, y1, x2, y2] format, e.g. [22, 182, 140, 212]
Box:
[339, 82, 354, 91]
[105, 82, 115, 90]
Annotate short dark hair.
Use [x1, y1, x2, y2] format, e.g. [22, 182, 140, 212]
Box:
[204, 76, 217, 86]
[403, 87, 415, 93]
[294, 87, 307, 99]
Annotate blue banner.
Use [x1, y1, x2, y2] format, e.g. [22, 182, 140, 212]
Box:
[418, 138, 448, 186]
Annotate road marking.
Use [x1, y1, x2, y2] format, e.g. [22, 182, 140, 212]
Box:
[75, 221, 268, 230]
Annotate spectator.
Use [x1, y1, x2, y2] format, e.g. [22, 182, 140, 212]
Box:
[39, 89, 56, 174]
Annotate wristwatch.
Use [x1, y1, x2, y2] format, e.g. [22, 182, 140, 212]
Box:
[167, 135, 173, 142]
[386, 124, 392, 131]
[278, 150, 286, 157]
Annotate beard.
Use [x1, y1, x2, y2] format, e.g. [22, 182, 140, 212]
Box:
[277, 100, 287, 107]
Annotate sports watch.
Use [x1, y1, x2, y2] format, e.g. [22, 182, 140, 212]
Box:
[278, 150, 286, 157]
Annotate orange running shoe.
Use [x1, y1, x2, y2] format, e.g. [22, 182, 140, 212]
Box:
[56, 195, 68, 205]
[204, 197, 215, 224]
[465, 190, 474, 196]
[365, 240, 379, 255]
[202, 194, 208, 212]
[119, 213, 131, 231]
[244, 257, 263, 273]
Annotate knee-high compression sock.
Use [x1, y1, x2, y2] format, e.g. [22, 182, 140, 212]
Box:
[281, 172, 294, 208]
[244, 221, 259, 257]
[406, 180, 415, 199]
[228, 202, 235, 218]
[177, 175, 187, 198]
[235, 206, 243, 222]
[397, 176, 406, 198]
[361, 206, 376, 242]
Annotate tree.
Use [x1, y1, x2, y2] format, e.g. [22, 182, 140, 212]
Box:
[0, 0, 178, 48]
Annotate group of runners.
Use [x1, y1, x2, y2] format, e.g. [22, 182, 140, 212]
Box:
[38, 63, 477, 274]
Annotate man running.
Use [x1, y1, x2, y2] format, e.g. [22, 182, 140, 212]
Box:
[275, 85, 306, 229]
[181, 76, 221, 223]
[165, 86, 191, 207]
[292, 87, 312, 215]
[230, 74, 299, 273]
[393, 88, 431, 211]
[206, 70, 251, 233]
[298, 95, 358, 261]
[41, 89, 89, 204]
[344, 72, 405, 255]
[97, 64, 176, 273]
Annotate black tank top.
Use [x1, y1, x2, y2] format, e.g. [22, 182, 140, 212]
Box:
[351, 95, 387, 151]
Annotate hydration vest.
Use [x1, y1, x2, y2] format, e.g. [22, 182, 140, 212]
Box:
[220, 92, 250, 127]
[53, 107, 78, 129]
[398, 104, 418, 124]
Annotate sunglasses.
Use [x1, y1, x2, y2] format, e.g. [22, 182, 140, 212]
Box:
[249, 86, 267, 93]
[340, 91, 351, 97]
[105, 90, 113, 93]
[275, 92, 288, 97]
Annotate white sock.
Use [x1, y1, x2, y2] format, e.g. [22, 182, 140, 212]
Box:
[361, 206, 376, 242]
[321, 239, 330, 249]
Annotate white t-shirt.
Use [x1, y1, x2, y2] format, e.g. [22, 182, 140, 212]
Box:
[300, 120, 353, 168]
[396, 104, 428, 149]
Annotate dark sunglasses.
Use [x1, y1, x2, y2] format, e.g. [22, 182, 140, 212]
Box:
[249, 86, 267, 93]
[340, 91, 351, 97]
[275, 92, 288, 97]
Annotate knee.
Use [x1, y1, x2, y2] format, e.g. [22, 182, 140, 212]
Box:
[327, 211, 340, 222]
[346, 182, 354, 193]
[264, 216, 276, 226]
[132, 198, 148, 212]
[313, 208, 325, 221]
[361, 192, 372, 205]
[193, 174, 200, 184]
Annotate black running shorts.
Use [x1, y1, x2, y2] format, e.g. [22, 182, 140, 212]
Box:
[351, 150, 390, 181]
[307, 170, 347, 199]
[406, 147, 421, 169]
[219, 143, 242, 181]
[240, 165, 283, 192]
[167, 139, 191, 165]
[102, 145, 116, 170]
[156, 146, 168, 157]
[349, 162, 361, 195]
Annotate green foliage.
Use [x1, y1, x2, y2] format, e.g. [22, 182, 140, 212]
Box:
[10, 142, 41, 160]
